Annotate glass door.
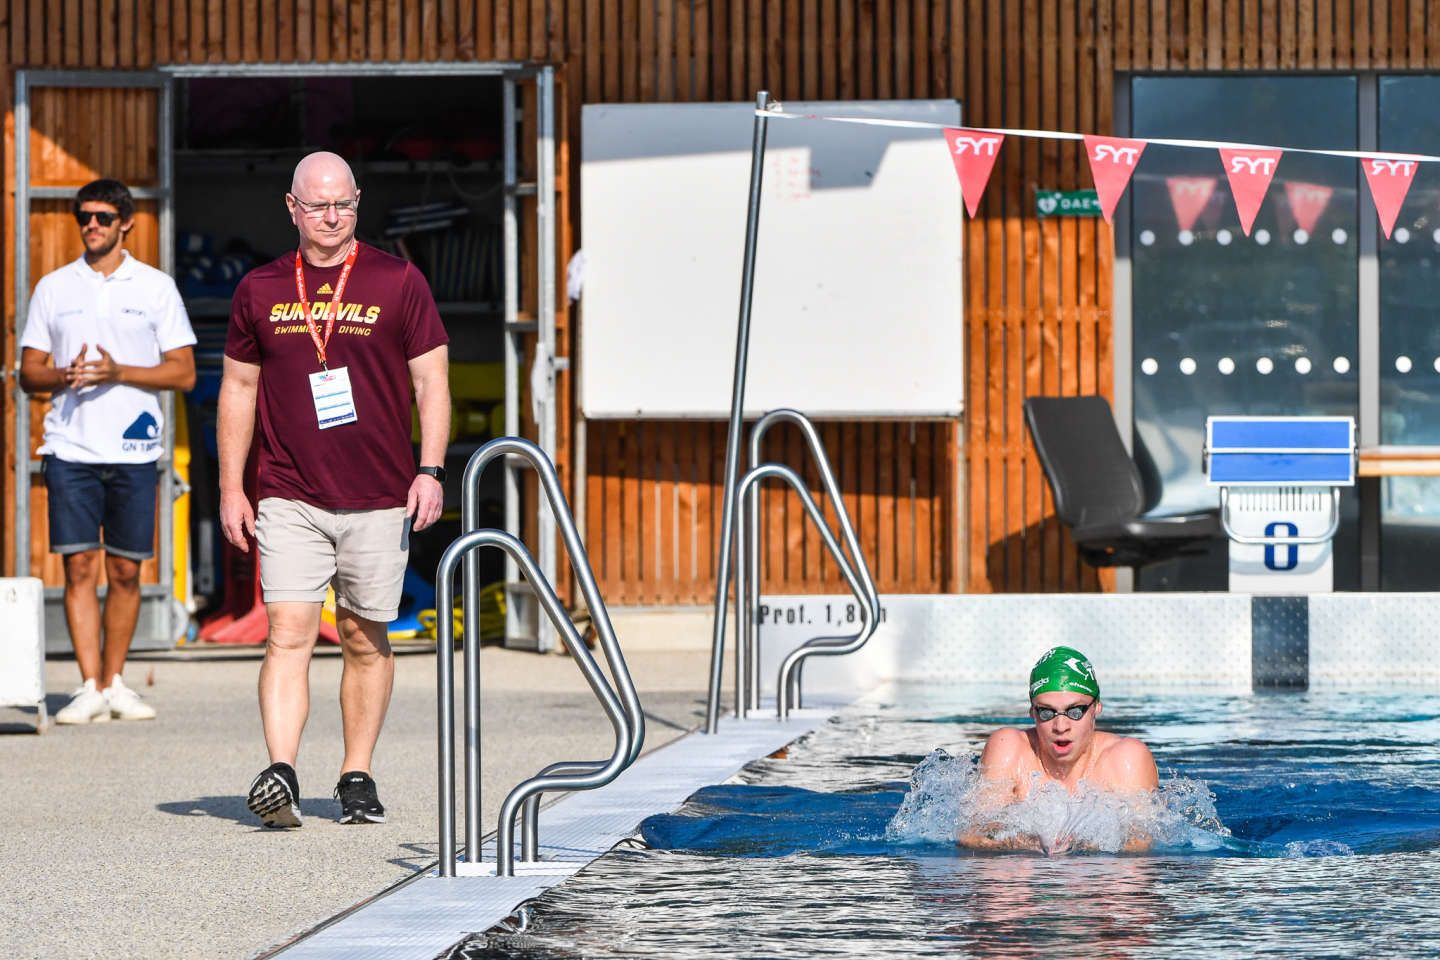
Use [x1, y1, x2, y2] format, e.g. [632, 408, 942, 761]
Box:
[1128, 75, 1361, 590]
[1376, 76, 1440, 589]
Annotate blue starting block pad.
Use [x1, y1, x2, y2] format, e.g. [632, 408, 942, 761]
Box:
[1205, 417, 1356, 487]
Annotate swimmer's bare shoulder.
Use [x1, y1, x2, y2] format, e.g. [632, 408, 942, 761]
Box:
[977, 726, 1033, 788]
[1092, 735, 1160, 853]
[955, 728, 1036, 851]
[1090, 734, 1160, 794]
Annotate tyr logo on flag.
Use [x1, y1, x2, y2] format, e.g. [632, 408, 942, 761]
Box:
[1283, 182, 1333, 235]
[943, 128, 1005, 218]
[1166, 176, 1217, 232]
[1219, 148, 1283, 236]
[1083, 135, 1147, 223]
[1362, 155, 1421, 240]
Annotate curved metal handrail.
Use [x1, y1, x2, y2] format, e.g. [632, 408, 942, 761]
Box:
[439, 436, 645, 878]
[436, 529, 627, 877]
[743, 464, 874, 720]
[746, 410, 880, 719]
[706, 461, 876, 729]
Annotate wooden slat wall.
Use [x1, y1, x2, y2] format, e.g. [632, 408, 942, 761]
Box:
[584, 420, 952, 604]
[7, 2, 1438, 598]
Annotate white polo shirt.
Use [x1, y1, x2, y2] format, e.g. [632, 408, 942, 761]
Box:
[20, 251, 196, 464]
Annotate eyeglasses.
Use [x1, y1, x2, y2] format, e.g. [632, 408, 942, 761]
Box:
[1032, 702, 1095, 723]
[290, 194, 360, 218]
[75, 210, 120, 227]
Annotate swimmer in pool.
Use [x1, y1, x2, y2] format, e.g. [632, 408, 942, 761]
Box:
[957, 645, 1159, 854]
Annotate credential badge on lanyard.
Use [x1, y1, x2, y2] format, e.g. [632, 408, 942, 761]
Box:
[296, 242, 360, 429]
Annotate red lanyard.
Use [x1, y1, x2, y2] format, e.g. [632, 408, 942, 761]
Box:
[294, 240, 359, 369]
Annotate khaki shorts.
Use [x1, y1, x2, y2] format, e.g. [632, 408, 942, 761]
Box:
[256, 497, 410, 622]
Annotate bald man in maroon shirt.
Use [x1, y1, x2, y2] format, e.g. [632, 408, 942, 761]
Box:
[219, 151, 451, 828]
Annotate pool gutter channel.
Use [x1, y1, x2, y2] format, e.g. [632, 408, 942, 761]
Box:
[268, 708, 839, 960]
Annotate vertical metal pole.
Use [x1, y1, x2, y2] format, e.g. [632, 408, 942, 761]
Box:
[733, 486, 748, 719]
[1111, 78, 1135, 593]
[437, 552, 457, 878]
[536, 66, 558, 653]
[744, 437, 761, 710]
[1357, 74, 1381, 591]
[705, 91, 771, 734]
[461, 469, 482, 862]
[521, 67, 558, 823]
[14, 71, 31, 579]
[158, 77, 177, 642]
[501, 76, 522, 642]
[158, 77, 175, 276]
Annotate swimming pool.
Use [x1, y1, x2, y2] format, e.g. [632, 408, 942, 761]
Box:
[449, 684, 1440, 957]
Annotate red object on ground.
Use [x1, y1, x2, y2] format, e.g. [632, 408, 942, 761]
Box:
[200, 571, 340, 646]
[196, 446, 339, 645]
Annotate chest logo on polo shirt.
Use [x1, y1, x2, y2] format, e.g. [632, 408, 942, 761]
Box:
[121, 412, 161, 453]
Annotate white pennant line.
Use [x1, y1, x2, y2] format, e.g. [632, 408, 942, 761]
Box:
[758, 108, 1435, 164]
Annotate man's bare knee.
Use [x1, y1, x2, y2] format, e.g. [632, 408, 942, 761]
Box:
[63, 551, 100, 587]
[104, 555, 141, 592]
[266, 603, 322, 655]
[337, 611, 392, 661]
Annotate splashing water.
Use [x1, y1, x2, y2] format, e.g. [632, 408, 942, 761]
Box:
[885, 748, 1250, 854]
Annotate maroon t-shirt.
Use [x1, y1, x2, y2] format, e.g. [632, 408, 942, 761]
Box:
[225, 243, 448, 509]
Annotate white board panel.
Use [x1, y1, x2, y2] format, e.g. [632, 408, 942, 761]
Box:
[579, 100, 963, 419]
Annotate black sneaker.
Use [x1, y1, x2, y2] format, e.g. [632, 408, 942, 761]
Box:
[247, 761, 302, 829]
[335, 771, 386, 824]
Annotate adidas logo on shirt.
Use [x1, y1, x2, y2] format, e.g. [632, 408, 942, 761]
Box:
[316, 282, 333, 294]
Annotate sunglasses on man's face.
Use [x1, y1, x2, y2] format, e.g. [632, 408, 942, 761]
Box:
[1032, 701, 1095, 723]
[75, 210, 120, 227]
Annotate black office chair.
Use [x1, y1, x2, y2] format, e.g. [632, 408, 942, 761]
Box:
[1023, 395, 1221, 572]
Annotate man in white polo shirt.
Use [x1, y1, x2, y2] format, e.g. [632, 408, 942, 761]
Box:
[18, 178, 196, 725]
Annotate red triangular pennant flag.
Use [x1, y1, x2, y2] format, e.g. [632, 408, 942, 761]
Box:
[943, 127, 1004, 218]
[1219, 148, 1283, 235]
[1166, 176, 1217, 232]
[1283, 181, 1333, 234]
[1362, 156, 1420, 240]
[1084, 135, 1147, 223]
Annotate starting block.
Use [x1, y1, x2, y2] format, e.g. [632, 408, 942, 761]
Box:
[1205, 417, 1355, 594]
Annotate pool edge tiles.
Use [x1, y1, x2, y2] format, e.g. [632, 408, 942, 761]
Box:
[1309, 592, 1440, 686]
[270, 711, 826, 960]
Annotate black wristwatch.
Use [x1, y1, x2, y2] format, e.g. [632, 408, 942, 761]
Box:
[418, 465, 446, 483]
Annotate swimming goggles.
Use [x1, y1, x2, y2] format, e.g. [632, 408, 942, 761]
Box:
[1031, 702, 1095, 723]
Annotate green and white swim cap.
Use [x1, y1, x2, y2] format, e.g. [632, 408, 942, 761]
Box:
[1028, 646, 1100, 699]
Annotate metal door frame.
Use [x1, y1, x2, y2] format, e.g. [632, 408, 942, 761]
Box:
[12, 69, 179, 647]
[501, 67, 559, 651]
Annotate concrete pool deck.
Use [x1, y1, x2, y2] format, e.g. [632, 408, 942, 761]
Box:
[0, 644, 724, 960]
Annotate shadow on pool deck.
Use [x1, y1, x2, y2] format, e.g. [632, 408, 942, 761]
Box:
[0, 645, 714, 960]
[155, 795, 349, 825]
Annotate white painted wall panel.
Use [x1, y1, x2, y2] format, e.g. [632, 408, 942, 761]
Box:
[579, 100, 963, 418]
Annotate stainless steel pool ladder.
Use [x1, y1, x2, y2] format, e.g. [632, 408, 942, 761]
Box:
[436, 436, 645, 878]
[705, 410, 881, 731]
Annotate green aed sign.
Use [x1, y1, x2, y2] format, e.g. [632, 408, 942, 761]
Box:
[1035, 188, 1102, 218]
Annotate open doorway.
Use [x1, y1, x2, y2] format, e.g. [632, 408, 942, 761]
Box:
[173, 73, 510, 639]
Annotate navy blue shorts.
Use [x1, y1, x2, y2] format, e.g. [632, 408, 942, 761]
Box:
[43, 456, 158, 560]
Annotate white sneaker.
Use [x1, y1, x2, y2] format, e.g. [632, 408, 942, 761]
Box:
[55, 679, 111, 725]
[105, 675, 157, 721]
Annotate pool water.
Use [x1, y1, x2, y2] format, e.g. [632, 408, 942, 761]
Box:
[452, 686, 1440, 957]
